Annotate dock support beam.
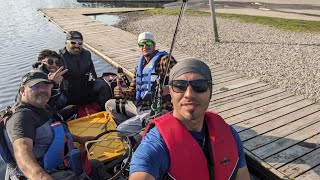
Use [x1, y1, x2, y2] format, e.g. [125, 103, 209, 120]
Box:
[209, 0, 220, 42]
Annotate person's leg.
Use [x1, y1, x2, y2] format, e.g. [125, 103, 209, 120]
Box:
[91, 79, 112, 111]
[105, 99, 138, 124]
[58, 105, 78, 121]
[116, 110, 151, 146]
[87, 160, 111, 180]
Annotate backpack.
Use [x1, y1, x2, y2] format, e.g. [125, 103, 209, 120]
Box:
[0, 106, 15, 164]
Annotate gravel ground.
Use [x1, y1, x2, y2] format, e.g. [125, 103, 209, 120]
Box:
[116, 13, 320, 102]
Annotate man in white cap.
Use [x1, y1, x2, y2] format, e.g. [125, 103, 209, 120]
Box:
[129, 58, 251, 180]
[105, 32, 177, 126]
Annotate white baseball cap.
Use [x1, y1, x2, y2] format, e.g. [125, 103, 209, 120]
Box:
[138, 32, 155, 43]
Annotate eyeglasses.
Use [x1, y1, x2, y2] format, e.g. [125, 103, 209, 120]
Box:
[44, 59, 61, 66]
[170, 79, 211, 93]
[70, 41, 83, 45]
[138, 40, 154, 47]
[30, 82, 53, 91]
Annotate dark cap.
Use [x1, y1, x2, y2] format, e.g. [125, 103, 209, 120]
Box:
[66, 31, 83, 40]
[169, 58, 212, 83]
[22, 69, 51, 87]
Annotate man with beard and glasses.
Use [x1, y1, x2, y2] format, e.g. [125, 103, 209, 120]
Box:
[59, 31, 112, 110]
[129, 58, 250, 180]
[105, 32, 177, 123]
[3, 70, 108, 180]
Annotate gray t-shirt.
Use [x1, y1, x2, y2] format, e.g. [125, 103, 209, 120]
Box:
[5, 102, 54, 159]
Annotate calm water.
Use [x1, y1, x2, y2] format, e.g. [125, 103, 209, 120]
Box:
[0, 0, 120, 109]
[0, 0, 122, 177]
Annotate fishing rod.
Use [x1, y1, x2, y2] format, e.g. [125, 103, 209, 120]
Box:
[162, 0, 188, 87]
[150, 0, 188, 117]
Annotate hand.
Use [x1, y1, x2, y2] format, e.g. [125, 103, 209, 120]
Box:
[113, 78, 123, 98]
[48, 66, 68, 84]
[76, 136, 95, 146]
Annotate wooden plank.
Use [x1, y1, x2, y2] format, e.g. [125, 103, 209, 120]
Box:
[244, 149, 290, 179]
[243, 108, 320, 150]
[213, 89, 284, 113]
[213, 71, 243, 81]
[213, 78, 258, 91]
[233, 98, 312, 131]
[214, 74, 244, 84]
[218, 92, 293, 119]
[269, 134, 320, 171]
[295, 164, 320, 180]
[279, 146, 320, 179]
[212, 86, 273, 108]
[251, 121, 320, 159]
[214, 79, 260, 91]
[213, 80, 265, 95]
[211, 68, 237, 76]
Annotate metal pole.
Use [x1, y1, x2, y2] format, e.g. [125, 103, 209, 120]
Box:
[209, 0, 220, 42]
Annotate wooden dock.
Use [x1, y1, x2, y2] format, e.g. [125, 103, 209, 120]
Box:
[39, 8, 320, 179]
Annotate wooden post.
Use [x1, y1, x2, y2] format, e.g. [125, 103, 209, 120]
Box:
[209, 0, 220, 42]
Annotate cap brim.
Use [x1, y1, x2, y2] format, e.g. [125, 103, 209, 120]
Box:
[25, 79, 51, 87]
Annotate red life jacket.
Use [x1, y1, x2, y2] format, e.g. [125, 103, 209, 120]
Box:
[144, 112, 239, 180]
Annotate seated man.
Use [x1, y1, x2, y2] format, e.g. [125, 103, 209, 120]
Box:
[105, 32, 177, 126]
[129, 58, 251, 180]
[3, 70, 107, 179]
[33, 49, 70, 111]
[15, 49, 76, 120]
[59, 31, 112, 110]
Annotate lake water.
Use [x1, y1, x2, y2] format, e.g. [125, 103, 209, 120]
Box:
[0, 0, 136, 177]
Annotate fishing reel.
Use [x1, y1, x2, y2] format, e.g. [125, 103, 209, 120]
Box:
[150, 75, 163, 117]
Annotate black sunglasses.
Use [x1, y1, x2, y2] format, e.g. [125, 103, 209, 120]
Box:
[70, 41, 83, 45]
[170, 79, 211, 93]
[45, 59, 61, 66]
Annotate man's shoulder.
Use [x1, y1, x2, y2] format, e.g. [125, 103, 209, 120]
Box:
[158, 51, 177, 64]
[59, 47, 67, 55]
[139, 126, 168, 156]
[158, 51, 169, 59]
[10, 104, 36, 118]
[81, 48, 91, 56]
[6, 107, 35, 128]
[145, 126, 161, 138]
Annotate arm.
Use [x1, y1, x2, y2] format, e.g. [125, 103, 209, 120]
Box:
[121, 67, 137, 101]
[13, 138, 52, 180]
[159, 55, 177, 85]
[71, 134, 94, 146]
[129, 127, 168, 180]
[89, 61, 97, 79]
[88, 51, 97, 79]
[236, 166, 250, 180]
[129, 172, 155, 180]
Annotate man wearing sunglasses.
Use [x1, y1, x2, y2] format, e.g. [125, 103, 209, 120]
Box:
[129, 58, 250, 180]
[105, 32, 177, 126]
[15, 50, 70, 113]
[31, 49, 69, 111]
[3, 70, 109, 180]
[59, 31, 111, 110]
